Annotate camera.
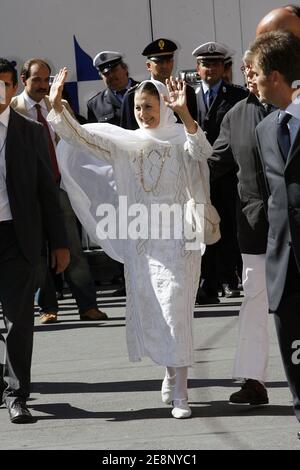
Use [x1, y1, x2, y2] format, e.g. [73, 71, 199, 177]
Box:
[179, 70, 201, 85]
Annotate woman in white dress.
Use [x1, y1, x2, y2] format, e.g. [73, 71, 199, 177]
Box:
[48, 68, 212, 418]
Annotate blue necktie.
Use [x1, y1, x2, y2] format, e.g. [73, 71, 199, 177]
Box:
[277, 112, 292, 161]
[207, 89, 214, 109]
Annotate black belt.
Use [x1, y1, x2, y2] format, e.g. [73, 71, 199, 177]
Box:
[0, 220, 13, 225]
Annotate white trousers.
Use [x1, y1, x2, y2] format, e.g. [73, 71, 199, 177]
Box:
[232, 254, 269, 382]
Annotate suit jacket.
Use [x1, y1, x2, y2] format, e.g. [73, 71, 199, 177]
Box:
[195, 80, 248, 145]
[11, 94, 73, 145]
[5, 108, 68, 264]
[87, 78, 139, 125]
[120, 82, 198, 130]
[256, 111, 300, 311]
[209, 94, 269, 254]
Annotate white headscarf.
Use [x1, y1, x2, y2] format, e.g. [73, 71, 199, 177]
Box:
[56, 79, 187, 262]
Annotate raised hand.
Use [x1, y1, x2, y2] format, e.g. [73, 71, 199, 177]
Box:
[49, 67, 68, 113]
[163, 76, 187, 113]
[164, 76, 197, 134]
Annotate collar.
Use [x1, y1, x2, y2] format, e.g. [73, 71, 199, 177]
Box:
[202, 80, 222, 95]
[23, 90, 47, 112]
[284, 101, 300, 121]
[0, 106, 10, 128]
[111, 78, 132, 95]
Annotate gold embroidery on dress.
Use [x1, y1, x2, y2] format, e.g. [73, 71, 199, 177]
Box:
[64, 110, 111, 156]
[138, 147, 170, 194]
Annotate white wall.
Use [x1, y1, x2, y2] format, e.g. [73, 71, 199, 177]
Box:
[0, 0, 286, 115]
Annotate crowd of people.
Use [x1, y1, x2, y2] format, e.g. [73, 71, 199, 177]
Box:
[0, 4, 300, 438]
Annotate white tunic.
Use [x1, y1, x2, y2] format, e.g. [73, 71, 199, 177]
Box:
[48, 106, 211, 367]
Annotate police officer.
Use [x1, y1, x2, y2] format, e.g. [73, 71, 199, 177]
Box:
[87, 51, 139, 125]
[193, 42, 248, 303]
[120, 38, 197, 129]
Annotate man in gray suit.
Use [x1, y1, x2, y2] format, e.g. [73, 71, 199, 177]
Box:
[250, 31, 300, 436]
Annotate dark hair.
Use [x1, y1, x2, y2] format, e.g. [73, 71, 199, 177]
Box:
[284, 4, 300, 17]
[21, 58, 51, 80]
[135, 81, 159, 99]
[0, 58, 18, 86]
[249, 30, 300, 85]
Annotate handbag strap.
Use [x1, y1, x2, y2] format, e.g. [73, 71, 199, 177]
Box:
[185, 160, 211, 203]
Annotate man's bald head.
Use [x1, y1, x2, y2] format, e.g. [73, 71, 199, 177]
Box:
[256, 7, 300, 38]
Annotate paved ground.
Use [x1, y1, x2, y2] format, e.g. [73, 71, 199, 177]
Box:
[0, 288, 299, 452]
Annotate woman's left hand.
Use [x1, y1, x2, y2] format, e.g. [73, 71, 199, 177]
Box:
[163, 76, 187, 112]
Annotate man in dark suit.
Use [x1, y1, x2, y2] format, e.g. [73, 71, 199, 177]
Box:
[120, 38, 198, 130]
[0, 58, 70, 423]
[192, 41, 248, 303]
[87, 51, 139, 125]
[250, 31, 300, 433]
[209, 49, 272, 405]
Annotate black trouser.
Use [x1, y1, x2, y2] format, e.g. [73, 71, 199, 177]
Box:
[0, 222, 37, 404]
[274, 252, 300, 422]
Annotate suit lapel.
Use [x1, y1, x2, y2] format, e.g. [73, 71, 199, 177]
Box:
[5, 109, 20, 170]
[267, 111, 286, 169]
[195, 84, 207, 127]
[11, 94, 27, 117]
[286, 125, 300, 167]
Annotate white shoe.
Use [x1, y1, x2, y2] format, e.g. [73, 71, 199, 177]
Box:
[171, 399, 191, 419]
[161, 375, 176, 404]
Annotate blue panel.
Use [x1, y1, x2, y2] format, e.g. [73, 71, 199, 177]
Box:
[74, 35, 99, 81]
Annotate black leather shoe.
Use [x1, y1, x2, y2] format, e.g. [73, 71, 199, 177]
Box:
[195, 287, 220, 305]
[7, 400, 35, 423]
[112, 286, 126, 297]
[229, 379, 269, 405]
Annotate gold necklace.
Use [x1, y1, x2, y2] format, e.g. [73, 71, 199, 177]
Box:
[139, 147, 170, 193]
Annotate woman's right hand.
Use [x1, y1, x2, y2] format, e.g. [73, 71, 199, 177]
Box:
[49, 67, 68, 113]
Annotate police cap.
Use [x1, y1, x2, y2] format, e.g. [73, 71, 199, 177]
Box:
[192, 41, 228, 61]
[142, 38, 177, 61]
[93, 51, 124, 74]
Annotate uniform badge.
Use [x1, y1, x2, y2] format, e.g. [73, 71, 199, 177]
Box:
[208, 44, 216, 53]
[158, 39, 165, 50]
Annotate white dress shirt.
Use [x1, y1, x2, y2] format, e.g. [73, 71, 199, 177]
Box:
[284, 100, 300, 146]
[0, 106, 12, 221]
[22, 90, 56, 147]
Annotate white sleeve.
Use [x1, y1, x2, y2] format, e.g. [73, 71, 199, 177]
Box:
[47, 107, 113, 163]
[184, 124, 212, 161]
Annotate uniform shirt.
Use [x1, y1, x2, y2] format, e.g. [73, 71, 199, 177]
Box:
[201, 80, 222, 108]
[111, 78, 133, 103]
[0, 106, 12, 221]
